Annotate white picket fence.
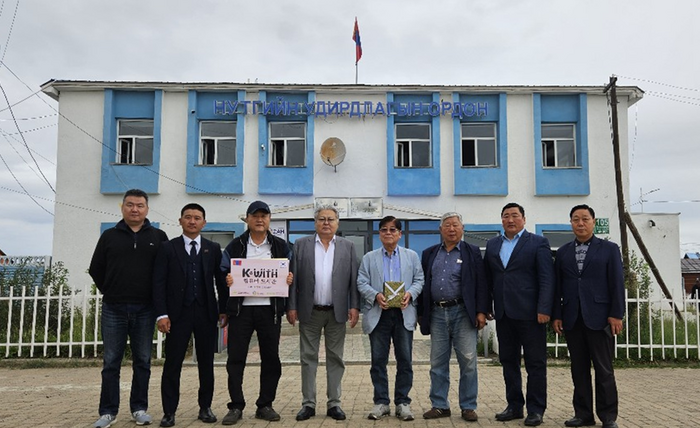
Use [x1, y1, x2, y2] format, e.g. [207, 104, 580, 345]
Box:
[0, 285, 166, 359]
[2, 284, 699, 360]
[548, 289, 700, 360]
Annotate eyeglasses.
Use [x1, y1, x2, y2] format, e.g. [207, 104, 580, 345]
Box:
[379, 227, 399, 234]
[316, 217, 337, 224]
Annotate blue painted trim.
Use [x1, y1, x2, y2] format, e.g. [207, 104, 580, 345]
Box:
[203, 222, 245, 236]
[185, 90, 246, 194]
[453, 93, 508, 195]
[100, 90, 161, 194]
[387, 92, 441, 196]
[534, 94, 590, 196]
[257, 91, 314, 195]
[535, 224, 571, 235]
[465, 223, 502, 232]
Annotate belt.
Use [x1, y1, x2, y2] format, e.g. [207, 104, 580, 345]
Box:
[433, 298, 464, 308]
[313, 305, 334, 311]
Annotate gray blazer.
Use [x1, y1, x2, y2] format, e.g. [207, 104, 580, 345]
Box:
[357, 246, 424, 334]
[289, 234, 360, 324]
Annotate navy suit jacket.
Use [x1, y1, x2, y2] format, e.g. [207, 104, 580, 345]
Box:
[484, 230, 555, 321]
[152, 236, 228, 325]
[417, 241, 489, 335]
[553, 236, 625, 331]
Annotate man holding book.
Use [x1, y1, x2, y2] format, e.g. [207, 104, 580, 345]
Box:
[357, 216, 424, 421]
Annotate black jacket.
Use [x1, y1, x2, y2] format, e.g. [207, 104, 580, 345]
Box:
[221, 230, 292, 320]
[89, 219, 169, 304]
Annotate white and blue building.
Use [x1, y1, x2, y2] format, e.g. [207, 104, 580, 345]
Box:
[40, 80, 680, 296]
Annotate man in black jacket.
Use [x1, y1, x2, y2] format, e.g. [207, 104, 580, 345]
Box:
[220, 201, 293, 425]
[89, 189, 168, 428]
[152, 203, 228, 427]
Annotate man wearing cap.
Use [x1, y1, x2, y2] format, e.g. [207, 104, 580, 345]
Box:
[220, 201, 293, 425]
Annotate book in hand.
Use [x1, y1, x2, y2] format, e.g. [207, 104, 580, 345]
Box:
[384, 281, 405, 308]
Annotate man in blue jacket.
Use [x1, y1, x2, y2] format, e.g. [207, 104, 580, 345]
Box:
[553, 205, 624, 428]
[484, 203, 555, 427]
[357, 216, 424, 421]
[417, 212, 488, 422]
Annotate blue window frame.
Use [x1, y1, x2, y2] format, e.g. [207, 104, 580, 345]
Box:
[533, 94, 590, 195]
[387, 93, 440, 196]
[186, 91, 246, 194]
[101, 90, 162, 194]
[258, 91, 315, 195]
[453, 93, 508, 195]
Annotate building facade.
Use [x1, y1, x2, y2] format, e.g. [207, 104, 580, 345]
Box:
[40, 80, 679, 295]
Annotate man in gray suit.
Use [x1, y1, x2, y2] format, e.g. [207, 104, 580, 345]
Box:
[287, 204, 360, 421]
[357, 216, 424, 421]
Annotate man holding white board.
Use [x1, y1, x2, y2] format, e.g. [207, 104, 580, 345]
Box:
[220, 201, 293, 425]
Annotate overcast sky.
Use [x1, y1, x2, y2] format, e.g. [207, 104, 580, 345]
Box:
[1, 0, 698, 256]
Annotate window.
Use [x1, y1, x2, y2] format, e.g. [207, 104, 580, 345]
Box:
[395, 123, 431, 167]
[464, 230, 500, 250]
[542, 124, 576, 168]
[461, 123, 497, 167]
[117, 120, 154, 165]
[200, 121, 236, 165]
[269, 122, 306, 167]
[201, 232, 235, 249]
[542, 230, 575, 250]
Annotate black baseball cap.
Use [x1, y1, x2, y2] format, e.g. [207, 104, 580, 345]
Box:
[246, 201, 271, 215]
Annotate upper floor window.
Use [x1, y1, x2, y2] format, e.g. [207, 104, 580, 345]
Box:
[269, 122, 306, 167]
[200, 121, 236, 165]
[395, 123, 431, 168]
[542, 124, 576, 168]
[117, 120, 153, 165]
[461, 123, 497, 167]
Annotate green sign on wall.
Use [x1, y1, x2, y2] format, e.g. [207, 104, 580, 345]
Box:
[594, 218, 610, 234]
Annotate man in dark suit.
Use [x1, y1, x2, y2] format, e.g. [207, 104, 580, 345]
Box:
[484, 202, 555, 427]
[287, 204, 360, 421]
[152, 203, 228, 427]
[417, 212, 489, 422]
[553, 204, 624, 428]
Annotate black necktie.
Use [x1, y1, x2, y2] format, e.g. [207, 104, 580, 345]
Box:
[190, 241, 197, 259]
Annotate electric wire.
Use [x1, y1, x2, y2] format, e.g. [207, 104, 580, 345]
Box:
[0, 0, 18, 65]
[0, 80, 55, 192]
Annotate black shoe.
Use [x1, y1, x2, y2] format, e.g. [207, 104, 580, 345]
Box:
[524, 413, 543, 426]
[221, 409, 242, 425]
[495, 407, 524, 421]
[326, 406, 346, 420]
[160, 414, 175, 427]
[198, 408, 217, 423]
[602, 421, 618, 428]
[255, 406, 281, 422]
[565, 416, 596, 427]
[296, 406, 316, 421]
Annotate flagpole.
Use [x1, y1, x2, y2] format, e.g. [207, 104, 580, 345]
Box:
[355, 63, 358, 85]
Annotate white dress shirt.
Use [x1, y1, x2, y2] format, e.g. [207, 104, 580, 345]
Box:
[314, 234, 336, 306]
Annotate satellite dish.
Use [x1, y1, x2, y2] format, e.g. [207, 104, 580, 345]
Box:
[319, 137, 347, 172]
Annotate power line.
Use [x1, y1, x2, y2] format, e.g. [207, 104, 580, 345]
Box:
[0, 81, 55, 192]
[0, 0, 19, 65]
[0, 153, 53, 215]
[615, 74, 700, 93]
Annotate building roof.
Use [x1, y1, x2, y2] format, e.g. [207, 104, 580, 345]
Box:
[681, 258, 700, 274]
[39, 79, 644, 105]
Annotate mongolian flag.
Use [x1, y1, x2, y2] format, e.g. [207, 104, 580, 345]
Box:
[352, 18, 362, 64]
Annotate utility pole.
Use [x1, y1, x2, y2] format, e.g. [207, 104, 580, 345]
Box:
[605, 75, 682, 321]
[604, 76, 631, 277]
